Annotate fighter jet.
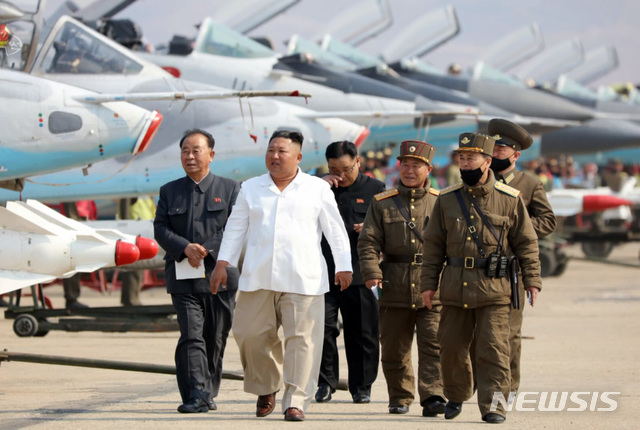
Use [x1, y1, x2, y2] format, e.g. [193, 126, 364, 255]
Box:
[0, 68, 162, 191]
[0, 15, 367, 203]
[136, 17, 478, 166]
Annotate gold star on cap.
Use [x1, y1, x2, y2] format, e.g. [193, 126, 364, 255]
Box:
[409, 146, 416, 153]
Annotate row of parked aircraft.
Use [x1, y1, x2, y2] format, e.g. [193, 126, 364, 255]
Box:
[1, 0, 638, 291]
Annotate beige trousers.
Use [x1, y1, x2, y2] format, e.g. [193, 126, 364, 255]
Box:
[232, 290, 324, 412]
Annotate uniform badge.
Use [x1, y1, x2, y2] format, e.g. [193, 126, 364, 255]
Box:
[461, 137, 470, 144]
[214, 197, 222, 202]
[356, 198, 364, 203]
[409, 146, 416, 153]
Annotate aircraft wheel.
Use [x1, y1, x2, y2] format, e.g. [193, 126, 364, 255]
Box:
[539, 247, 557, 278]
[34, 319, 50, 337]
[13, 314, 39, 337]
[581, 241, 615, 258]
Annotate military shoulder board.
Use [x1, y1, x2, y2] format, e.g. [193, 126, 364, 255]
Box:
[439, 183, 463, 195]
[494, 181, 520, 197]
[429, 187, 440, 196]
[374, 189, 399, 201]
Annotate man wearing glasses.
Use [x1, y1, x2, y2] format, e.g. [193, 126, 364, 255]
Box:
[315, 141, 385, 404]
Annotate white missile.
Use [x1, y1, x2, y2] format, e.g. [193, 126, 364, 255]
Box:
[0, 201, 140, 295]
[19, 200, 159, 261]
[84, 219, 164, 270]
[547, 190, 633, 217]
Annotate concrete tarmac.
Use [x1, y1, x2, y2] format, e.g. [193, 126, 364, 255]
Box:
[1, 243, 639, 429]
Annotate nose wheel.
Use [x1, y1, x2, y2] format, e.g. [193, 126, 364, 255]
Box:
[13, 314, 39, 337]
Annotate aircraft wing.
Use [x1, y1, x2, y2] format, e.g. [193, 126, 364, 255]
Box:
[74, 90, 312, 104]
[297, 109, 477, 120]
[0, 271, 57, 295]
[478, 114, 582, 134]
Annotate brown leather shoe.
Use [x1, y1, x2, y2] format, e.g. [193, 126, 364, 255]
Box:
[256, 392, 276, 417]
[284, 407, 305, 421]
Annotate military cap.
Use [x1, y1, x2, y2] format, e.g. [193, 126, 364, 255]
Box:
[454, 132, 495, 157]
[487, 118, 533, 151]
[397, 140, 435, 165]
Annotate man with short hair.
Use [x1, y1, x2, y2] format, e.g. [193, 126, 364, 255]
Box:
[210, 130, 352, 422]
[421, 132, 541, 423]
[315, 141, 385, 404]
[154, 129, 240, 414]
[358, 140, 446, 417]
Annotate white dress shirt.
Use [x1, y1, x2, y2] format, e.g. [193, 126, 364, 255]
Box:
[218, 169, 352, 295]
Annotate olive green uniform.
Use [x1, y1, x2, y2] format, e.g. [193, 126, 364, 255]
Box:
[358, 180, 444, 408]
[496, 167, 555, 392]
[421, 170, 541, 418]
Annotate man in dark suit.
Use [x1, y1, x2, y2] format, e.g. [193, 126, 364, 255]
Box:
[154, 129, 240, 413]
[316, 141, 385, 404]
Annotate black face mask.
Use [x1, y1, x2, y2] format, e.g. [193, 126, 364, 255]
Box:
[490, 157, 512, 173]
[460, 167, 484, 186]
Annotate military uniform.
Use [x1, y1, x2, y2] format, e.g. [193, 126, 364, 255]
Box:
[489, 118, 556, 393]
[420, 133, 541, 420]
[319, 172, 385, 398]
[358, 140, 444, 411]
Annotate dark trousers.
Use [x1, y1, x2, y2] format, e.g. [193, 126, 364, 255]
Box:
[63, 274, 81, 302]
[120, 270, 143, 306]
[318, 284, 379, 396]
[171, 290, 235, 403]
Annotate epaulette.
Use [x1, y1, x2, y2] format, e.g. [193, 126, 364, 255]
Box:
[374, 189, 399, 201]
[503, 172, 515, 184]
[439, 183, 463, 195]
[428, 187, 440, 196]
[494, 181, 520, 197]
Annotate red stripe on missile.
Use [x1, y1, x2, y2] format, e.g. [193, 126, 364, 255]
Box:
[583, 195, 633, 213]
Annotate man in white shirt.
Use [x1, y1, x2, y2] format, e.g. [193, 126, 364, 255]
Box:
[210, 130, 353, 422]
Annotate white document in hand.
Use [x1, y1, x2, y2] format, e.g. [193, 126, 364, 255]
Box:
[175, 259, 205, 280]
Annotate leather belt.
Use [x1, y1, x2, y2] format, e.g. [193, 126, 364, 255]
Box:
[384, 253, 423, 265]
[447, 257, 488, 269]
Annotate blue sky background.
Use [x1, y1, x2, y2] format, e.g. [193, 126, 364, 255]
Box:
[45, 0, 639, 88]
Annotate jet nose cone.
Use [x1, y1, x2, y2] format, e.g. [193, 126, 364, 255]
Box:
[136, 235, 159, 260]
[115, 240, 140, 266]
[583, 195, 633, 213]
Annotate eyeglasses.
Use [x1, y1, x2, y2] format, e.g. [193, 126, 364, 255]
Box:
[328, 162, 358, 175]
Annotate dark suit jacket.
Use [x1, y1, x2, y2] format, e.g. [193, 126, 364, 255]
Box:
[321, 172, 385, 287]
[154, 172, 240, 294]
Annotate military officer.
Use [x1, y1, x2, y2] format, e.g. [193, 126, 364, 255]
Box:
[488, 118, 556, 393]
[421, 133, 541, 423]
[358, 140, 446, 417]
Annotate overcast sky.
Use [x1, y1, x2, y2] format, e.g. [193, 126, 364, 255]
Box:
[45, 0, 639, 88]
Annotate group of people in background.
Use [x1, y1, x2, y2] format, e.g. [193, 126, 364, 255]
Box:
[359, 144, 640, 194]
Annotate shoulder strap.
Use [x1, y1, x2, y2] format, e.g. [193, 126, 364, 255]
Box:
[391, 194, 424, 242]
[454, 190, 486, 258]
[466, 193, 501, 243]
